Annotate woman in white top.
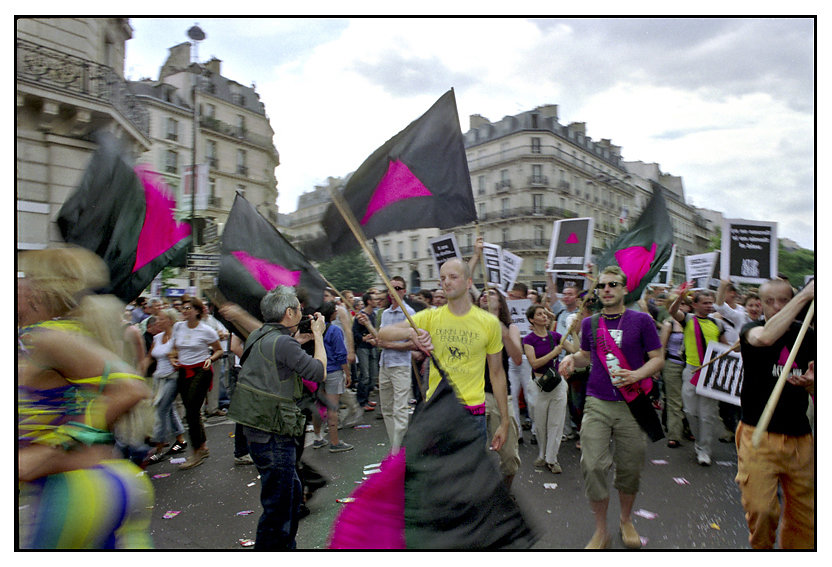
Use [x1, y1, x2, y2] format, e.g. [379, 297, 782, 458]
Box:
[171, 296, 223, 470]
[139, 308, 188, 465]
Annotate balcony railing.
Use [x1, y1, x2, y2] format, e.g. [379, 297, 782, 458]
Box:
[16, 39, 149, 136]
[478, 205, 575, 222]
[199, 116, 275, 150]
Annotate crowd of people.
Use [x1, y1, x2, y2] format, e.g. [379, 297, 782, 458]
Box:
[17, 245, 814, 550]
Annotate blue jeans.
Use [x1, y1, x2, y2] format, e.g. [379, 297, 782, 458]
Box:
[151, 374, 184, 444]
[245, 428, 301, 550]
[355, 347, 379, 406]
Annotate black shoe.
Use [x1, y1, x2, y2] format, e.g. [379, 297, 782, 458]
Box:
[530, 435, 538, 445]
[298, 504, 311, 520]
[165, 441, 188, 455]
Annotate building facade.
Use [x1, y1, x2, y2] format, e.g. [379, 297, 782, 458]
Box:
[281, 104, 718, 293]
[16, 18, 151, 251]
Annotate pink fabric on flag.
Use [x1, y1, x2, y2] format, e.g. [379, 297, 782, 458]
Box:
[566, 232, 580, 244]
[231, 250, 301, 290]
[360, 160, 433, 225]
[614, 243, 657, 292]
[132, 165, 191, 272]
[328, 450, 406, 549]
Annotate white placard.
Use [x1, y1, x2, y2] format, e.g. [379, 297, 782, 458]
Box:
[695, 342, 744, 406]
[507, 299, 532, 338]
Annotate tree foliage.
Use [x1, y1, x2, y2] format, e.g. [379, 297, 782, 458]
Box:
[318, 248, 376, 293]
[777, 245, 815, 286]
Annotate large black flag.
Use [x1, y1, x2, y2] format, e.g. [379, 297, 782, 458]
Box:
[304, 89, 476, 260]
[57, 134, 191, 303]
[595, 183, 674, 304]
[329, 373, 537, 549]
[218, 194, 327, 320]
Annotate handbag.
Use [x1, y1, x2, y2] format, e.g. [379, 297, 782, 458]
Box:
[532, 333, 561, 392]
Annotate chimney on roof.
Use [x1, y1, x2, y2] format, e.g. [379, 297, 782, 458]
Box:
[469, 114, 491, 129]
[206, 57, 221, 75]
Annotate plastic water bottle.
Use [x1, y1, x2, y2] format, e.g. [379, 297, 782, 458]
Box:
[606, 352, 621, 377]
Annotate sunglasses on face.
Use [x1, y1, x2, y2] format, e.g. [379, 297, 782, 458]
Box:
[182, 306, 194, 311]
[597, 281, 624, 290]
[393, 286, 405, 291]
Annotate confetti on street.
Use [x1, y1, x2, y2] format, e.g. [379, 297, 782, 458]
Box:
[673, 477, 691, 485]
[169, 458, 186, 464]
[543, 483, 558, 490]
[336, 498, 356, 504]
[163, 511, 181, 519]
[236, 510, 255, 516]
[640, 536, 649, 547]
[354, 424, 372, 429]
[238, 538, 255, 547]
[247, 482, 256, 487]
[651, 459, 668, 465]
[152, 473, 171, 479]
[710, 522, 721, 530]
[634, 509, 658, 520]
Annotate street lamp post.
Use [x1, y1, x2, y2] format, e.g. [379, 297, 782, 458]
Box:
[187, 24, 205, 258]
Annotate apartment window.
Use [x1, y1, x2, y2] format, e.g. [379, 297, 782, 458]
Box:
[205, 103, 216, 118]
[236, 149, 248, 175]
[501, 198, 510, 217]
[208, 178, 219, 207]
[501, 228, 510, 245]
[206, 140, 218, 168]
[535, 259, 545, 274]
[165, 150, 177, 174]
[478, 175, 486, 195]
[531, 137, 541, 154]
[466, 232, 473, 249]
[237, 115, 246, 136]
[411, 237, 419, 260]
[534, 225, 545, 245]
[478, 202, 486, 219]
[532, 193, 543, 214]
[166, 118, 178, 141]
[397, 241, 404, 261]
[532, 164, 543, 184]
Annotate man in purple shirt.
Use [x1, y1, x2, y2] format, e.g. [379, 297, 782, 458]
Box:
[560, 266, 664, 549]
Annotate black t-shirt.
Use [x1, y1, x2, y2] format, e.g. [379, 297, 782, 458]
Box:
[740, 320, 815, 435]
[484, 349, 510, 396]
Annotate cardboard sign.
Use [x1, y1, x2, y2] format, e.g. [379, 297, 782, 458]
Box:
[500, 249, 523, 295]
[695, 342, 743, 406]
[482, 242, 503, 290]
[721, 219, 777, 284]
[428, 233, 462, 275]
[547, 217, 594, 273]
[507, 299, 532, 338]
[685, 252, 720, 290]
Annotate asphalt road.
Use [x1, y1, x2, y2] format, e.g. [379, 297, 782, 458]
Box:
[147, 395, 752, 550]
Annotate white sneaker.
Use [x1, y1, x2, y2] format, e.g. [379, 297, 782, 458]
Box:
[234, 454, 254, 466]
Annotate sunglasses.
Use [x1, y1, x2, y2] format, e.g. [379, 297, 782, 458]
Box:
[393, 286, 405, 291]
[182, 306, 194, 311]
[597, 281, 624, 290]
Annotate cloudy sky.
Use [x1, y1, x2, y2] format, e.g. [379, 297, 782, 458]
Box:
[124, 16, 817, 250]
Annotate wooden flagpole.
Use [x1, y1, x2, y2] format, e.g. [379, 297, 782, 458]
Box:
[693, 340, 740, 373]
[326, 187, 437, 399]
[751, 299, 815, 448]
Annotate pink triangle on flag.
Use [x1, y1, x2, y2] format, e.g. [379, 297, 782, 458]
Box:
[614, 243, 657, 292]
[361, 159, 433, 225]
[777, 346, 799, 369]
[232, 251, 301, 290]
[132, 165, 192, 273]
[565, 232, 580, 244]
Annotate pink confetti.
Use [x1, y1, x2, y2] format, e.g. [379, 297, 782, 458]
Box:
[634, 509, 658, 520]
[238, 538, 255, 547]
[651, 459, 668, 465]
[169, 457, 186, 464]
[163, 511, 181, 519]
[673, 477, 690, 485]
[336, 498, 356, 503]
[640, 536, 649, 546]
[236, 510, 255, 516]
[354, 424, 371, 429]
[152, 473, 171, 479]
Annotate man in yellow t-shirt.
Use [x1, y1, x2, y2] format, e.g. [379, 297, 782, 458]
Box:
[378, 258, 510, 451]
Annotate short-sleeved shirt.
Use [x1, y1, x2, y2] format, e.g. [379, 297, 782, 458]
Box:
[715, 303, 747, 345]
[412, 305, 503, 407]
[740, 320, 815, 436]
[172, 321, 219, 365]
[379, 303, 416, 367]
[151, 332, 176, 377]
[323, 324, 348, 372]
[580, 310, 662, 402]
[522, 330, 563, 374]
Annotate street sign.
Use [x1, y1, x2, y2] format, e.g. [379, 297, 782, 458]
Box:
[187, 253, 220, 274]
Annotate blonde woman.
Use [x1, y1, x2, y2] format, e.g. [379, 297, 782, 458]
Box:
[17, 247, 154, 548]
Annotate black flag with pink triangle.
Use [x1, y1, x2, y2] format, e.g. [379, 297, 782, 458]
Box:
[303, 89, 476, 261]
[57, 134, 192, 303]
[218, 194, 327, 320]
[595, 183, 674, 304]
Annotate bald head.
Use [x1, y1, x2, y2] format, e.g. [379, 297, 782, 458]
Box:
[759, 279, 795, 319]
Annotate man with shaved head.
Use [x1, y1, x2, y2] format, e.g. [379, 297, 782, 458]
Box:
[736, 279, 815, 549]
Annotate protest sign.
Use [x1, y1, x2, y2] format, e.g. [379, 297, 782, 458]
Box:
[428, 233, 461, 275]
[685, 252, 720, 289]
[482, 242, 503, 290]
[721, 219, 777, 284]
[695, 342, 743, 406]
[652, 244, 675, 285]
[500, 249, 523, 295]
[546, 217, 594, 272]
[507, 299, 532, 338]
